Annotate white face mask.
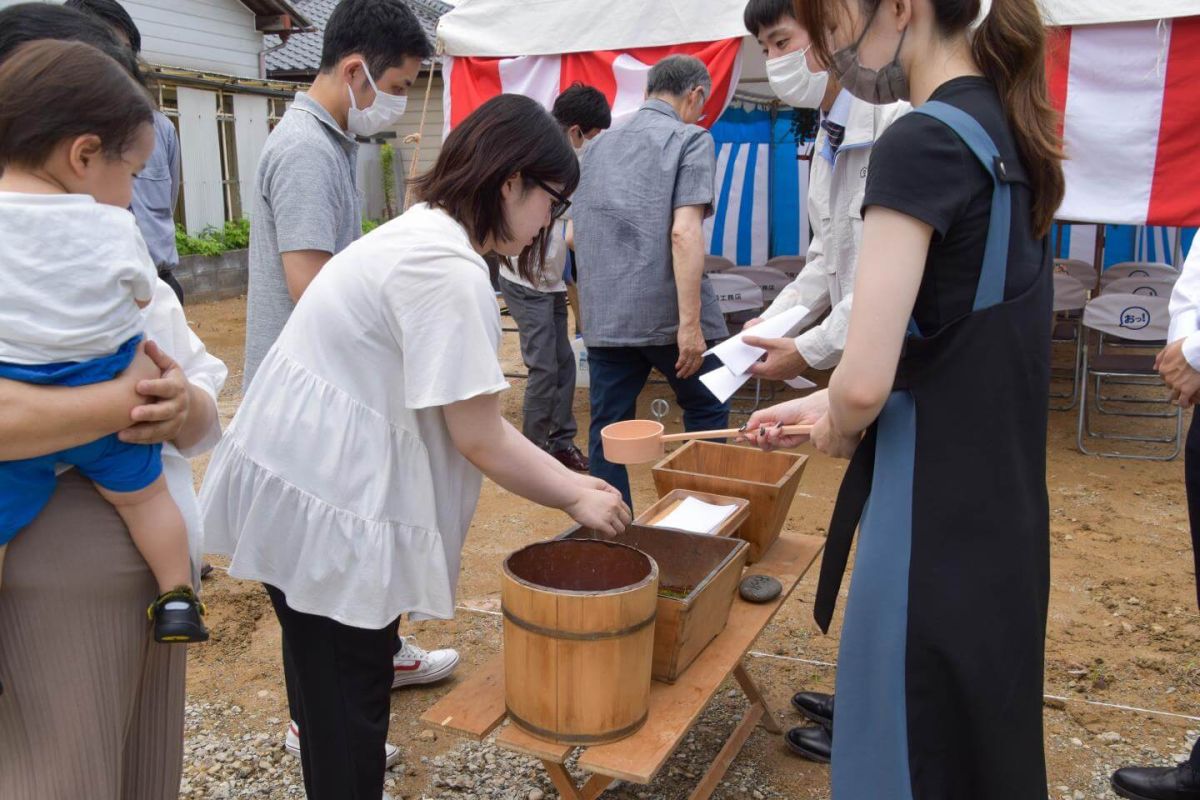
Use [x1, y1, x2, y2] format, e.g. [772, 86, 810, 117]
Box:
[765, 45, 830, 109]
[346, 62, 408, 137]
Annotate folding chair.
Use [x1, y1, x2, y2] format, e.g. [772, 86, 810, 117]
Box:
[1099, 261, 1178, 289]
[707, 272, 767, 415]
[709, 271, 764, 327]
[1050, 272, 1088, 411]
[723, 265, 791, 307]
[1076, 293, 1182, 460]
[704, 255, 737, 274]
[1054, 258, 1097, 287]
[1099, 274, 1178, 298]
[766, 256, 806, 282]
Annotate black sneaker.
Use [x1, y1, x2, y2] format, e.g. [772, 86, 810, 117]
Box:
[148, 585, 209, 644]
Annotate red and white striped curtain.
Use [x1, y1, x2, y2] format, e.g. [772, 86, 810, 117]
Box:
[1048, 16, 1200, 227]
[441, 39, 744, 137]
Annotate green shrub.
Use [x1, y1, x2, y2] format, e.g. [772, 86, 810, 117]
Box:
[362, 218, 381, 234]
[175, 218, 251, 256]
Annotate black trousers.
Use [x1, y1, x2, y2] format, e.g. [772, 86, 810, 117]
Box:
[266, 585, 399, 800]
[1184, 413, 1200, 769]
[158, 268, 184, 304]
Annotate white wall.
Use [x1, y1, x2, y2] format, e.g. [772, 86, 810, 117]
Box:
[124, 0, 264, 77]
[0, 0, 266, 78]
[392, 74, 446, 178]
[176, 86, 226, 233]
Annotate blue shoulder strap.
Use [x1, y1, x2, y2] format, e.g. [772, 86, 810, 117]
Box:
[911, 101, 1011, 313]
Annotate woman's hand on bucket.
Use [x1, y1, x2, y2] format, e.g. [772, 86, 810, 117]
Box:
[565, 475, 631, 538]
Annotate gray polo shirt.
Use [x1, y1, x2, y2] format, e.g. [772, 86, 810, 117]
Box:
[244, 92, 361, 389]
[131, 111, 180, 271]
[572, 99, 727, 348]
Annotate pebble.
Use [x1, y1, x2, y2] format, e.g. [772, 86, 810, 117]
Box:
[527, 790, 544, 800]
[418, 729, 437, 742]
[1097, 732, 1123, 745]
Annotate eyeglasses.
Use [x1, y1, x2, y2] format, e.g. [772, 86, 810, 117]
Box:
[533, 178, 572, 220]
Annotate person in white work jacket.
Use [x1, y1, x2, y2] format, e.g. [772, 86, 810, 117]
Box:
[1112, 239, 1200, 800]
[741, 0, 907, 382]
[736, 0, 907, 764]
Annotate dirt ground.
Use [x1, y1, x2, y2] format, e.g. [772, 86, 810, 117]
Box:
[183, 296, 1200, 800]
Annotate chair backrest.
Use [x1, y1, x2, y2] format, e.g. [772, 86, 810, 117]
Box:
[1100, 261, 1177, 287]
[708, 272, 764, 315]
[724, 265, 791, 305]
[1081, 293, 1170, 342]
[1052, 272, 1088, 312]
[704, 255, 736, 274]
[1100, 275, 1177, 299]
[766, 256, 806, 281]
[1054, 258, 1095, 286]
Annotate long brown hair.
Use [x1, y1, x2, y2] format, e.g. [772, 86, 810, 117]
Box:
[795, 0, 1065, 237]
[0, 39, 151, 169]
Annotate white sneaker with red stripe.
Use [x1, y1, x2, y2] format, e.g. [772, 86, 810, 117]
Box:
[284, 720, 401, 768]
[392, 638, 459, 689]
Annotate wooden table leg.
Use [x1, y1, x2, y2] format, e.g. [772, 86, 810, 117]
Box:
[544, 761, 585, 800]
[688, 703, 765, 800]
[733, 661, 783, 735]
[580, 773, 615, 800]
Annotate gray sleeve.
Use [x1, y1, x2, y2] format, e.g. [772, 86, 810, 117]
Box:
[673, 129, 716, 216]
[167, 122, 181, 216]
[265, 146, 342, 255]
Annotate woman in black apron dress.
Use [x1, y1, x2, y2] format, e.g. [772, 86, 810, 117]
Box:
[743, 0, 1065, 797]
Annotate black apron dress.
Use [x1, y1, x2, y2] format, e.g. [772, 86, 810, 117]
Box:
[815, 102, 1052, 800]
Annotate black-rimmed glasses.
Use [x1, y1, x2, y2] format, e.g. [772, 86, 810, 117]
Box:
[533, 178, 572, 220]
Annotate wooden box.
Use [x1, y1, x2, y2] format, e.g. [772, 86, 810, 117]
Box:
[651, 441, 807, 563]
[634, 489, 751, 538]
[560, 523, 749, 683]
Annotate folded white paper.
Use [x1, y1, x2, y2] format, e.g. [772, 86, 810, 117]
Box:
[653, 496, 739, 534]
[699, 364, 748, 403]
[704, 305, 810, 376]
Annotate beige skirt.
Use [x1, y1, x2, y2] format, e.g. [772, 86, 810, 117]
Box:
[0, 470, 185, 800]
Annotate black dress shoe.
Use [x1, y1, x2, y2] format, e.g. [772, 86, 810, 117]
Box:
[792, 691, 834, 730]
[785, 725, 831, 763]
[1112, 763, 1200, 800]
[551, 445, 590, 472]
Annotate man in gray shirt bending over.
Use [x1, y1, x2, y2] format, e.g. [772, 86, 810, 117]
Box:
[243, 0, 428, 390]
[571, 55, 730, 508]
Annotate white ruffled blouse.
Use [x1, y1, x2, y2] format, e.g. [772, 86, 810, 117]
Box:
[200, 204, 508, 629]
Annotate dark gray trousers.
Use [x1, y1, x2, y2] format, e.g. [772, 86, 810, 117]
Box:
[499, 276, 579, 452]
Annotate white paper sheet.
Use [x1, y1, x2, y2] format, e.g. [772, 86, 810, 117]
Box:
[653, 496, 739, 535]
[704, 305, 810, 376]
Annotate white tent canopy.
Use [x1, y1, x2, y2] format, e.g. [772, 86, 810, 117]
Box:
[437, 0, 1199, 58]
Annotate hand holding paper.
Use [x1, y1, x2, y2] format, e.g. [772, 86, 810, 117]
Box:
[699, 306, 816, 402]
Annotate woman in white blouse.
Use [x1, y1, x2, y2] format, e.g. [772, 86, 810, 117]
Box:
[199, 94, 631, 800]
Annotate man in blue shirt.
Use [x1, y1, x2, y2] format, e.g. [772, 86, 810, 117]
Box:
[65, 0, 184, 303]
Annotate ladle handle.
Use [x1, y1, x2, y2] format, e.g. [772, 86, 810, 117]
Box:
[659, 424, 812, 443]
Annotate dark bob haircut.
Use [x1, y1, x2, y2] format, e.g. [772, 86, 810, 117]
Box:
[64, 0, 141, 54]
[0, 39, 153, 170]
[552, 83, 611, 133]
[413, 94, 580, 286]
[743, 0, 795, 37]
[320, 0, 433, 78]
[0, 3, 143, 87]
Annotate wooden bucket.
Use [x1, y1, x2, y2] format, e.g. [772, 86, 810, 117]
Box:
[502, 539, 659, 745]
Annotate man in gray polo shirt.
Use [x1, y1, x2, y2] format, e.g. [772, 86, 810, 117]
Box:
[243, 0, 429, 390]
[571, 55, 730, 508]
[238, 0, 464, 775]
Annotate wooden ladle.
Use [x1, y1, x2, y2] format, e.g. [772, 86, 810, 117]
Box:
[600, 418, 812, 464]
